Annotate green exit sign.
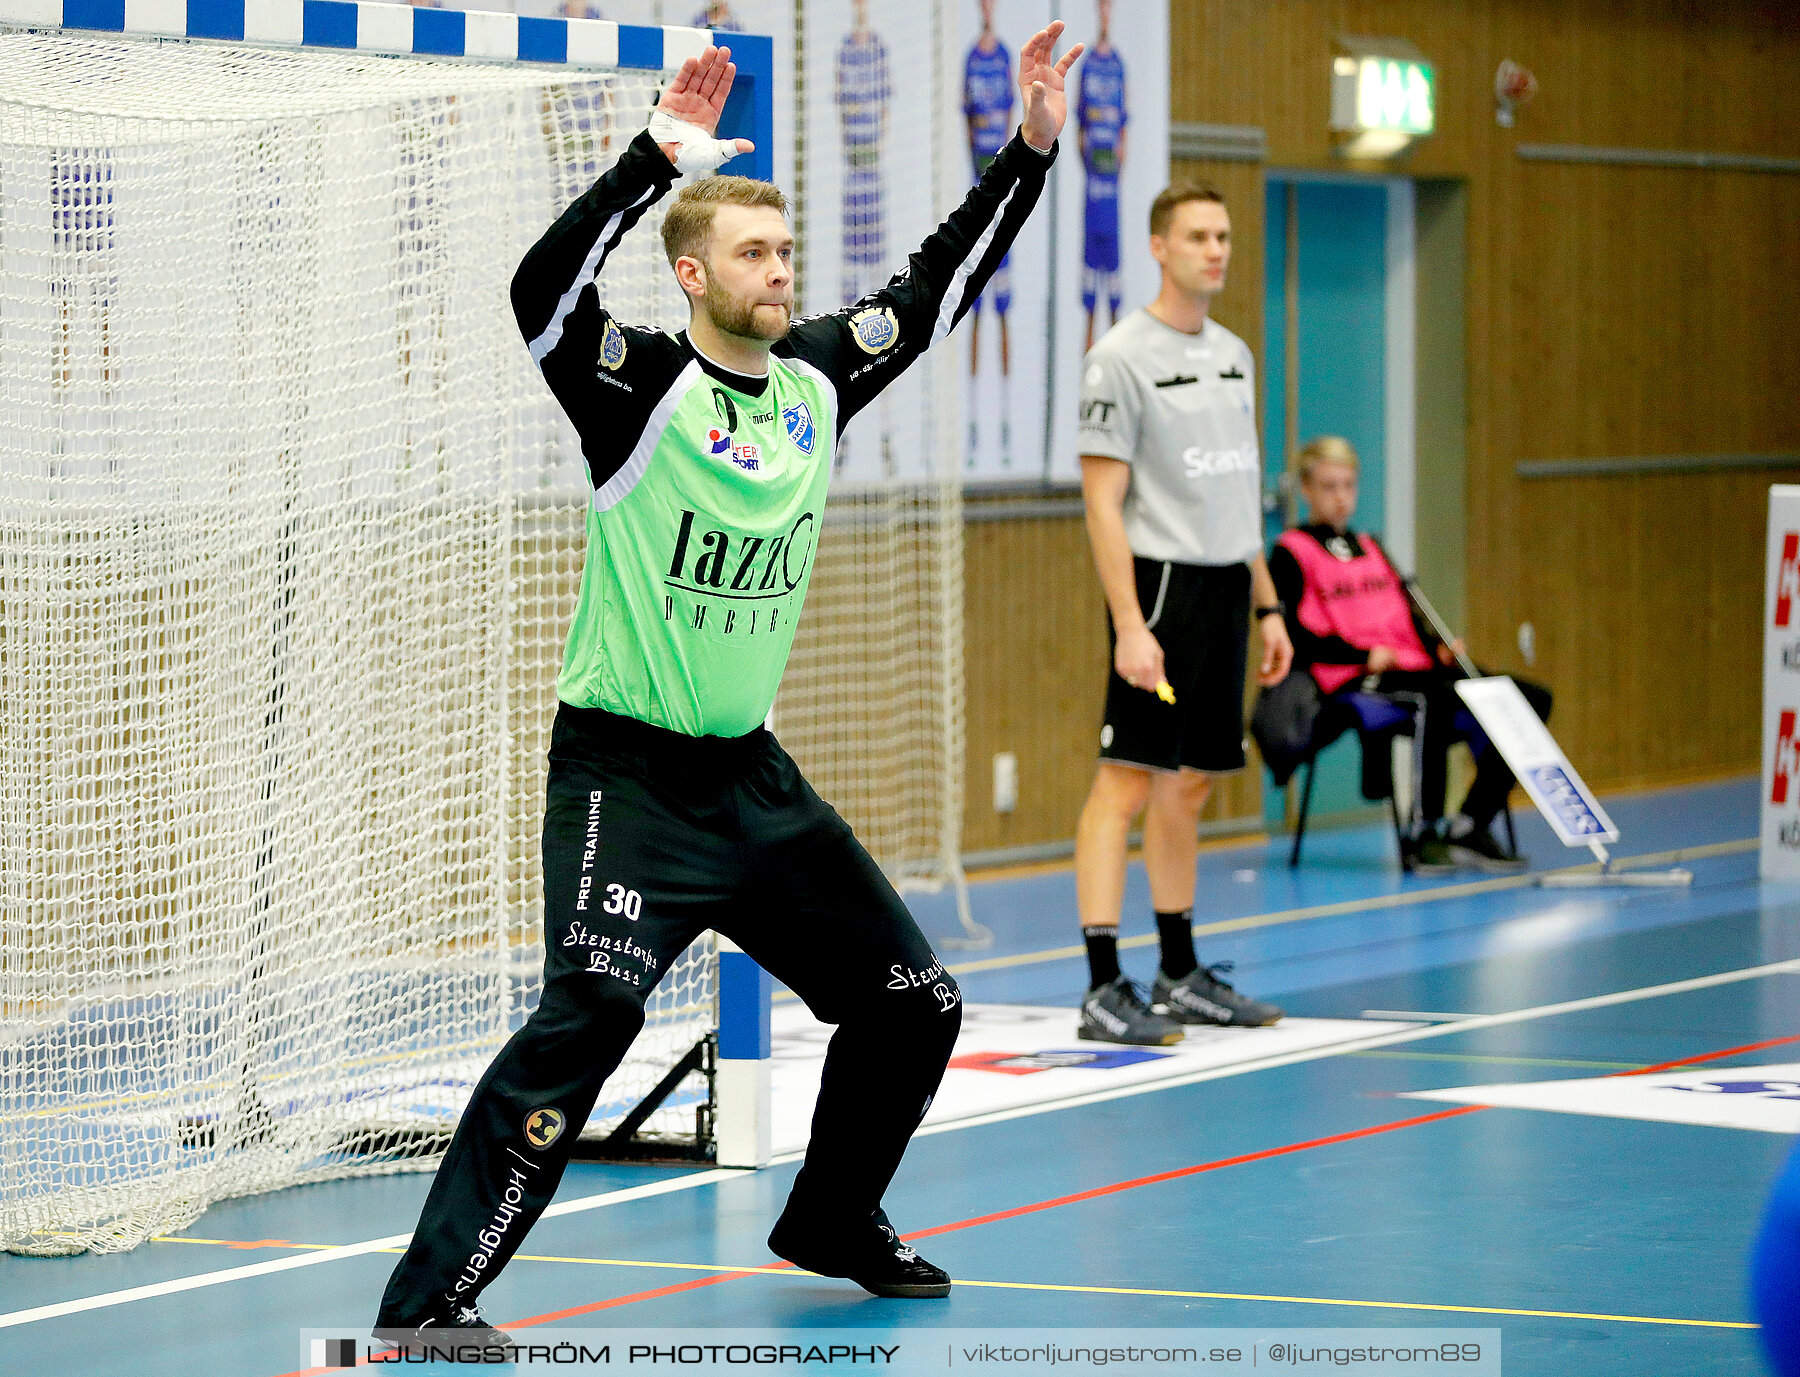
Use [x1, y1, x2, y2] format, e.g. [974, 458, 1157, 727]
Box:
[1330, 39, 1435, 156]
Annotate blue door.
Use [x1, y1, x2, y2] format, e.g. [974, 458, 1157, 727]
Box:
[1263, 178, 1394, 828]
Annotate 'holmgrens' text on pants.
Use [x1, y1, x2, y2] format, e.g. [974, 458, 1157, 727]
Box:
[376, 705, 963, 1325]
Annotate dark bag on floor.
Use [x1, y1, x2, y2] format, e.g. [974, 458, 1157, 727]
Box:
[1250, 670, 1323, 787]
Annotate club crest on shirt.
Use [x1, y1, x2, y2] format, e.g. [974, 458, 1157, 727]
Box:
[599, 318, 627, 371]
[850, 306, 899, 354]
[782, 400, 816, 455]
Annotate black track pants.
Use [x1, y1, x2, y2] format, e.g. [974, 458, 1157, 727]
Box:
[376, 705, 963, 1326]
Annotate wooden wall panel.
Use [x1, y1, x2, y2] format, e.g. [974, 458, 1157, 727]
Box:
[1466, 4, 1800, 789]
[961, 515, 1106, 856]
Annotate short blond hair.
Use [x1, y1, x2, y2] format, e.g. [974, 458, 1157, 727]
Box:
[1297, 435, 1359, 483]
[660, 176, 789, 271]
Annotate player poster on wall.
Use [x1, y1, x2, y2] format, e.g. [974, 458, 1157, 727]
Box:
[955, 0, 1166, 484]
[1044, 0, 1167, 485]
[802, 0, 943, 484]
[957, 0, 1047, 479]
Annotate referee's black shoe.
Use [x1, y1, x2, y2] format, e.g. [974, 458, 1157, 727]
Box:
[1153, 962, 1285, 1028]
[768, 1207, 952, 1298]
[373, 1305, 517, 1358]
[1079, 976, 1185, 1046]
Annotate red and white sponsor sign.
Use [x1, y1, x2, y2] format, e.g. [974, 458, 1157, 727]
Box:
[1777, 531, 1800, 629]
[1764, 487, 1800, 879]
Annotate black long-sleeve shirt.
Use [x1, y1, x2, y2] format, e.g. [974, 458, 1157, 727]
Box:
[511, 127, 1056, 494]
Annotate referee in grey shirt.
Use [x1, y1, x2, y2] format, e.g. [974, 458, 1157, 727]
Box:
[1073, 181, 1292, 1046]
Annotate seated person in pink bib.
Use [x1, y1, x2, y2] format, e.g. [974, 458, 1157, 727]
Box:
[1267, 436, 1552, 874]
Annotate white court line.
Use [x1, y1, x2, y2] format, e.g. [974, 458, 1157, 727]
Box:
[903, 957, 1800, 1140]
[0, 1169, 739, 1331]
[6, 955, 1797, 1330]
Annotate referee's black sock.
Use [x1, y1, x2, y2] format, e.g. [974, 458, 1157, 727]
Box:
[1156, 909, 1198, 979]
[1083, 925, 1121, 989]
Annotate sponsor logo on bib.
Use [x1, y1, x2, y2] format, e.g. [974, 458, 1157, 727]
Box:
[704, 427, 733, 457]
[711, 388, 738, 431]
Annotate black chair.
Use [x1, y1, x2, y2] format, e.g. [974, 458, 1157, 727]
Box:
[1287, 690, 1515, 870]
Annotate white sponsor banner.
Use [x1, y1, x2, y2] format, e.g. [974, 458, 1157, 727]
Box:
[1454, 675, 1619, 849]
[1763, 485, 1800, 879]
[769, 1002, 1412, 1155]
[1406, 1063, 1800, 1135]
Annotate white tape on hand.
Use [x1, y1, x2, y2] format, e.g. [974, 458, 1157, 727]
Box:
[647, 109, 743, 178]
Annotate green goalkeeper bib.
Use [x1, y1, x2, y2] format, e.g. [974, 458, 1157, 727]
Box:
[512, 126, 1056, 738]
[557, 350, 837, 738]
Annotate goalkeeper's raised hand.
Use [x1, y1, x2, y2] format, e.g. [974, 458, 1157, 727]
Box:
[1018, 21, 1084, 152]
[653, 45, 754, 175]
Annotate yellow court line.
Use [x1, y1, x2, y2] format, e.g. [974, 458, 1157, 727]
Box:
[145, 1237, 1755, 1329]
[515, 1254, 791, 1274]
[951, 1279, 1757, 1330]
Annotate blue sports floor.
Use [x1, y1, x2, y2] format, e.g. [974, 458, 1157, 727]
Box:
[4, 776, 1795, 1376]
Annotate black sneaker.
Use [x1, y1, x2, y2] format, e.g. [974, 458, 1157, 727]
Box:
[1448, 825, 1528, 873]
[1153, 963, 1284, 1027]
[373, 1304, 516, 1358]
[1401, 832, 1456, 874]
[1078, 976, 1184, 1046]
[769, 1208, 951, 1298]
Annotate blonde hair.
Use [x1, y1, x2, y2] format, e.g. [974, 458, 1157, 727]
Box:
[1297, 435, 1359, 483]
[660, 176, 790, 271]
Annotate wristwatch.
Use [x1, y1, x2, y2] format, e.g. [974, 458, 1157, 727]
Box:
[1254, 602, 1284, 620]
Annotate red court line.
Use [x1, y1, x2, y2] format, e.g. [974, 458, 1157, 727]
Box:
[500, 1103, 1487, 1334]
[899, 1105, 1485, 1242]
[274, 1029, 1800, 1373]
[1614, 1033, 1800, 1076]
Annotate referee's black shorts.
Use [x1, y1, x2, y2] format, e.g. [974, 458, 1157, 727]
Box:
[1098, 556, 1250, 775]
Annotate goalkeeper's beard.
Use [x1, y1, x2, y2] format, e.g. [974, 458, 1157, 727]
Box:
[702, 275, 791, 342]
